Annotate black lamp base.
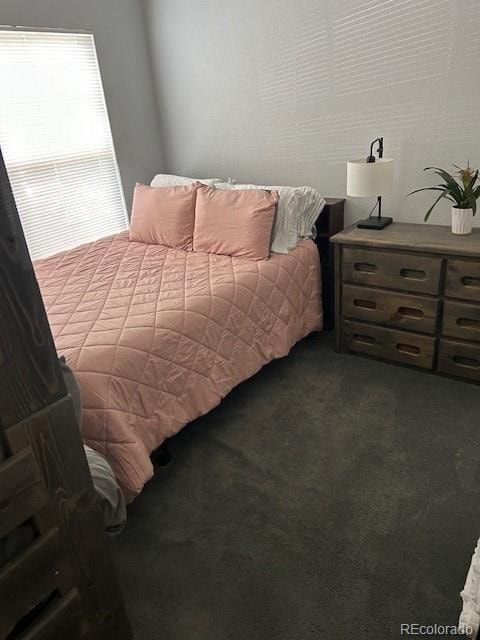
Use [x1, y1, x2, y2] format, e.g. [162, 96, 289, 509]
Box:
[357, 216, 393, 230]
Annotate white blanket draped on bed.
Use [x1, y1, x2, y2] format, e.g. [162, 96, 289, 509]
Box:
[460, 538, 480, 638]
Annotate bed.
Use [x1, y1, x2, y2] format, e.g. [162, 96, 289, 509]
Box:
[34, 230, 323, 501]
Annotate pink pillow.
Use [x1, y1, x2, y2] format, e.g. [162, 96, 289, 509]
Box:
[193, 185, 278, 260]
[129, 183, 197, 249]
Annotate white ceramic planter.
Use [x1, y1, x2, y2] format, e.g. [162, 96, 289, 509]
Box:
[452, 207, 473, 235]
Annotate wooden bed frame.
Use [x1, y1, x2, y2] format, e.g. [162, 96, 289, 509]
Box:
[316, 198, 345, 330]
[0, 150, 131, 639]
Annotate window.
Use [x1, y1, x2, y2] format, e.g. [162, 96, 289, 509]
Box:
[0, 29, 128, 260]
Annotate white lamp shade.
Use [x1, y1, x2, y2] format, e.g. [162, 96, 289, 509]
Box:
[347, 158, 394, 197]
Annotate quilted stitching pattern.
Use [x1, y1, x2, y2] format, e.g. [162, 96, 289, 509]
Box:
[34, 232, 322, 500]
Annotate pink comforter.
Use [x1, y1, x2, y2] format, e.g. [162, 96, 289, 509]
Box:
[35, 232, 322, 500]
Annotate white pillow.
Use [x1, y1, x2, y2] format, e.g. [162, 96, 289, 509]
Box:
[213, 182, 325, 253]
[151, 173, 234, 188]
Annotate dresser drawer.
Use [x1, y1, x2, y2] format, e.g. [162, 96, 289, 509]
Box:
[438, 339, 480, 382]
[0, 448, 48, 539]
[442, 300, 480, 342]
[342, 248, 442, 295]
[342, 284, 438, 334]
[445, 258, 480, 302]
[343, 320, 435, 369]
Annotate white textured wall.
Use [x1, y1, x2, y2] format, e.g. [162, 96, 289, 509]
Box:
[143, 0, 480, 226]
[1, 0, 164, 210]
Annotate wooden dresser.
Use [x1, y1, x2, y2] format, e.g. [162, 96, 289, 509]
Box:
[332, 222, 480, 383]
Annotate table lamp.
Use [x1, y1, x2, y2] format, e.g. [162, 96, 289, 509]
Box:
[347, 137, 394, 229]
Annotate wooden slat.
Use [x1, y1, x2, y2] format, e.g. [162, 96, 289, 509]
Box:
[331, 222, 480, 259]
[6, 397, 94, 498]
[6, 399, 130, 639]
[334, 243, 342, 351]
[16, 589, 88, 640]
[445, 258, 480, 303]
[342, 284, 439, 335]
[343, 320, 435, 369]
[438, 339, 480, 383]
[0, 447, 48, 538]
[0, 528, 70, 639]
[342, 247, 442, 295]
[442, 300, 480, 342]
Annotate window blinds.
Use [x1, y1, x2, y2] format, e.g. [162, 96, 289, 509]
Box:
[0, 29, 128, 260]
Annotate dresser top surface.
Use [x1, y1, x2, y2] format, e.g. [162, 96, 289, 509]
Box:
[331, 222, 480, 258]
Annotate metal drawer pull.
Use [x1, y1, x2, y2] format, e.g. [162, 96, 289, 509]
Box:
[354, 262, 377, 273]
[400, 268, 427, 281]
[353, 298, 377, 309]
[457, 317, 480, 331]
[398, 306, 424, 319]
[453, 355, 480, 369]
[461, 276, 480, 288]
[396, 343, 421, 356]
[353, 333, 376, 345]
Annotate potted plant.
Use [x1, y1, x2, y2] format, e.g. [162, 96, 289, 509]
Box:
[407, 164, 479, 234]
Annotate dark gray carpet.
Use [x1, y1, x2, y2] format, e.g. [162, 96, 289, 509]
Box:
[114, 333, 480, 640]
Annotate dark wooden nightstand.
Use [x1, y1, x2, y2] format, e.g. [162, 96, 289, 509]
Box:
[331, 222, 480, 383]
[315, 198, 345, 330]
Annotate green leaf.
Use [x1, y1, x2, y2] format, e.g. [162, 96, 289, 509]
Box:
[424, 192, 447, 222]
[468, 170, 479, 190]
[463, 173, 479, 211]
[407, 186, 447, 197]
[465, 192, 477, 215]
[423, 167, 463, 203]
[434, 174, 463, 202]
[406, 186, 455, 204]
[423, 167, 458, 181]
[413, 166, 479, 217]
